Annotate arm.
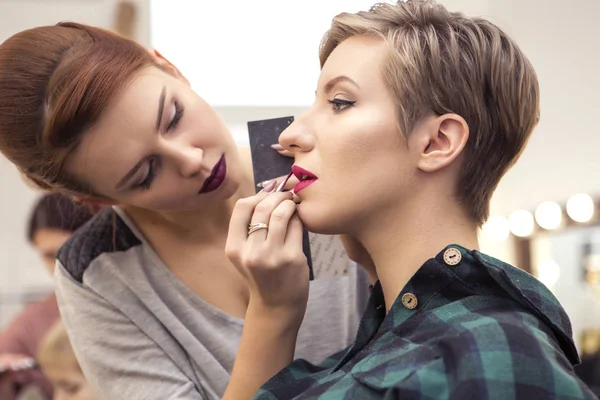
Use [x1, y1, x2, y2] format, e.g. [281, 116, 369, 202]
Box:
[222, 187, 310, 400]
[0, 312, 33, 357]
[55, 263, 206, 400]
[222, 303, 301, 400]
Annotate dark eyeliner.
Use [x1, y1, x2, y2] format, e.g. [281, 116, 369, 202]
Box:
[328, 98, 356, 111]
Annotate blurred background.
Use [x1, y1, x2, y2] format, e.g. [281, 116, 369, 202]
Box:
[1, 0, 599, 388]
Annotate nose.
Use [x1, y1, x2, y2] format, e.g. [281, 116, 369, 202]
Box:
[278, 113, 315, 154]
[163, 140, 204, 178]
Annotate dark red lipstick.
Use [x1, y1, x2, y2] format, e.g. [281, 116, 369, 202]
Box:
[199, 154, 226, 194]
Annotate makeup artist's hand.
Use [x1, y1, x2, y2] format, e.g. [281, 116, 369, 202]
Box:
[223, 181, 309, 400]
[271, 143, 293, 158]
[226, 180, 310, 324]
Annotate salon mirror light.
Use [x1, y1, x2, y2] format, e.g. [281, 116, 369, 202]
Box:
[567, 194, 595, 223]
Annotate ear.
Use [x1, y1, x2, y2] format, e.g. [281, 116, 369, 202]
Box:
[412, 114, 469, 173]
[146, 48, 190, 85]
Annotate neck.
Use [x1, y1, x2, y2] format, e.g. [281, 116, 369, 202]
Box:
[123, 186, 253, 245]
[356, 192, 480, 311]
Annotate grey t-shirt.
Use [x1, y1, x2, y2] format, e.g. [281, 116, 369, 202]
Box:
[55, 207, 369, 400]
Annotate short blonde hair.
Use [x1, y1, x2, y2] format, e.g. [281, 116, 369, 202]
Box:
[320, 0, 540, 225]
[37, 321, 79, 373]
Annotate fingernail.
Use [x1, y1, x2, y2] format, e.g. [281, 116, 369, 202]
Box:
[271, 144, 284, 151]
[262, 180, 277, 192]
[256, 180, 271, 188]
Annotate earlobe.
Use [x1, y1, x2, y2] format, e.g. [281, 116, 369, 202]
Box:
[416, 114, 469, 173]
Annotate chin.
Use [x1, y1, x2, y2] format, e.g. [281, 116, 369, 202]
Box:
[296, 203, 344, 235]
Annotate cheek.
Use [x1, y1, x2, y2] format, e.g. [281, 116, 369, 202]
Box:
[322, 118, 400, 185]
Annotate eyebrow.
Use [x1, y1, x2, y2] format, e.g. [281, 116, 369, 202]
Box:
[323, 75, 360, 94]
[156, 86, 166, 131]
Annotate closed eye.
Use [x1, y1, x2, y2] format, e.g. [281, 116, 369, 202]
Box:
[167, 100, 184, 131]
[136, 158, 157, 191]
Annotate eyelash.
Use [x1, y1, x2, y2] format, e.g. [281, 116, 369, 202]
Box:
[328, 98, 356, 112]
[134, 101, 183, 191]
[138, 158, 156, 191]
[167, 100, 184, 131]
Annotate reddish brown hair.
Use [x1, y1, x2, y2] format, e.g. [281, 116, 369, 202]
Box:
[0, 22, 156, 194]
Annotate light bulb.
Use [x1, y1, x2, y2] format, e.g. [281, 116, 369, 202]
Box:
[566, 194, 594, 223]
[481, 216, 510, 242]
[509, 209, 534, 237]
[535, 201, 562, 230]
[537, 259, 560, 288]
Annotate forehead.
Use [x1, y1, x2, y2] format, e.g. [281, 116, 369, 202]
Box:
[95, 67, 169, 130]
[65, 68, 171, 189]
[319, 35, 389, 87]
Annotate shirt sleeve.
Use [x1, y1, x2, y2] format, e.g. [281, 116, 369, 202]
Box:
[382, 319, 597, 400]
[55, 262, 208, 400]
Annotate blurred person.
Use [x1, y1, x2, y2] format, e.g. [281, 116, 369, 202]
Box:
[37, 321, 94, 400]
[0, 194, 94, 400]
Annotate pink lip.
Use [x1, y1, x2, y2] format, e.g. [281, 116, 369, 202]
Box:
[291, 165, 318, 194]
[199, 154, 226, 194]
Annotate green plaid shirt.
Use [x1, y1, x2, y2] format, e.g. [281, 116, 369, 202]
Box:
[256, 245, 597, 399]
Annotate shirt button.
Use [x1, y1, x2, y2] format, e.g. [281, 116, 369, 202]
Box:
[402, 293, 418, 309]
[443, 247, 462, 266]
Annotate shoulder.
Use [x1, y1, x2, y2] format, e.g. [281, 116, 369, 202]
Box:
[426, 314, 590, 397]
[56, 207, 141, 283]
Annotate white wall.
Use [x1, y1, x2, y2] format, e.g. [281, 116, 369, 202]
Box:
[0, 0, 150, 327]
[486, 0, 600, 218]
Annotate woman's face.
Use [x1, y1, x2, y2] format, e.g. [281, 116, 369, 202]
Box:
[32, 228, 72, 275]
[65, 67, 243, 213]
[46, 366, 94, 400]
[279, 35, 417, 235]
